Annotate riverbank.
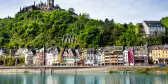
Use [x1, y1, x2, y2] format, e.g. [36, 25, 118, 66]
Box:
[0, 66, 159, 74]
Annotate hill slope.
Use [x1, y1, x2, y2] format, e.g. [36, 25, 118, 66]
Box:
[0, 9, 167, 48]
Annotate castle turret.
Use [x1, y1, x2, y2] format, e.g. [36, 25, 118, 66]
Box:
[34, 1, 35, 6]
[47, 0, 54, 9]
[20, 6, 21, 12]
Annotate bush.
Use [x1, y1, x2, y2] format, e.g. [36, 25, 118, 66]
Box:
[18, 56, 25, 64]
[17, 63, 25, 66]
[3, 56, 25, 66]
[24, 70, 29, 73]
[5, 56, 16, 66]
[109, 69, 117, 73]
[136, 68, 151, 74]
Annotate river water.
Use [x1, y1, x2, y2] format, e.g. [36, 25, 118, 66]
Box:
[0, 72, 168, 84]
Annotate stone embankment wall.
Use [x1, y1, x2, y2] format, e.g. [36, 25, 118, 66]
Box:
[0, 66, 157, 74]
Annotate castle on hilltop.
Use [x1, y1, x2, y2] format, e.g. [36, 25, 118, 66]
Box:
[20, 0, 56, 13]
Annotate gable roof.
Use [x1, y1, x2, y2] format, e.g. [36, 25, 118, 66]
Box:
[144, 21, 164, 27]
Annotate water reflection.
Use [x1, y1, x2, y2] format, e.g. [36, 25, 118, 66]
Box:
[0, 73, 168, 84]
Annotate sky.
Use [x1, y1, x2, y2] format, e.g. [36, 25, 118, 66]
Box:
[0, 0, 168, 24]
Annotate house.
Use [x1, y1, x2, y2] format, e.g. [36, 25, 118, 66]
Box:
[104, 46, 124, 66]
[33, 56, 41, 66]
[75, 49, 82, 65]
[78, 48, 87, 66]
[123, 46, 148, 66]
[152, 45, 168, 64]
[85, 48, 96, 66]
[123, 47, 135, 66]
[62, 48, 77, 66]
[81, 48, 87, 60]
[45, 47, 60, 66]
[45, 52, 54, 66]
[123, 50, 129, 66]
[133, 46, 148, 66]
[0, 49, 6, 56]
[15, 48, 27, 57]
[24, 49, 34, 65]
[33, 48, 45, 66]
[52, 47, 60, 65]
[95, 47, 105, 66]
[142, 21, 165, 37]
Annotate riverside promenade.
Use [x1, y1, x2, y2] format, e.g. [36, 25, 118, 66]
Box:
[0, 66, 157, 74]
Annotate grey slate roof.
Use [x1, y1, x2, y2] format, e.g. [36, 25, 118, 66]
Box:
[87, 48, 96, 54]
[144, 21, 164, 27]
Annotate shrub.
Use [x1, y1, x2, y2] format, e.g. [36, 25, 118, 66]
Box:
[109, 69, 117, 73]
[24, 70, 29, 73]
[136, 68, 151, 74]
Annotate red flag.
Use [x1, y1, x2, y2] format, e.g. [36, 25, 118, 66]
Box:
[128, 48, 134, 63]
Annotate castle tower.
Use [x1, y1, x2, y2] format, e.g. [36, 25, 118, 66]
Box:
[47, 0, 54, 9]
[34, 1, 35, 6]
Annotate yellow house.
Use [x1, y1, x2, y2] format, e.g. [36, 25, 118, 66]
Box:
[81, 48, 87, 60]
[152, 49, 168, 64]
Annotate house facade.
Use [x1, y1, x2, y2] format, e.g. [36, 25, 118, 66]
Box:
[123, 46, 148, 66]
[75, 49, 82, 65]
[45, 53, 54, 66]
[133, 46, 148, 66]
[123, 50, 129, 66]
[33, 48, 45, 66]
[63, 48, 78, 66]
[152, 45, 168, 64]
[15, 48, 27, 57]
[104, 46, 124, 65]
[85, 48, 96, 66]
[24, 49, 34, 65]
[45, 47, 60, 66]
[0, 49, 6, 56]
[142, 21, 165, 37]
[123, 47, 135, 66]
[96, 47, 105, 66]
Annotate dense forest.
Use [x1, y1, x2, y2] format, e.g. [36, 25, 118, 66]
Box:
[0, 7, 168, 49]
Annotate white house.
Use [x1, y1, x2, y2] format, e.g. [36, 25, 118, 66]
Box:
[123, 50, 129, 66]
[0, 49, 6, 56]
[23, 49, 34, 65]
[96, 48, 105, 66]
[45, 53, 54, 66]
[15, 48, 27, 56]
[142, 21, 165, 36]
[45, 47, 60, 66]
[85, 48, 96, 66]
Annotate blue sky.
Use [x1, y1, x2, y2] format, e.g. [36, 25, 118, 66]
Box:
[0, 0, 168, 24]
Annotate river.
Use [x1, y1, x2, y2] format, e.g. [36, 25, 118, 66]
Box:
[0, 72, 168, 84]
